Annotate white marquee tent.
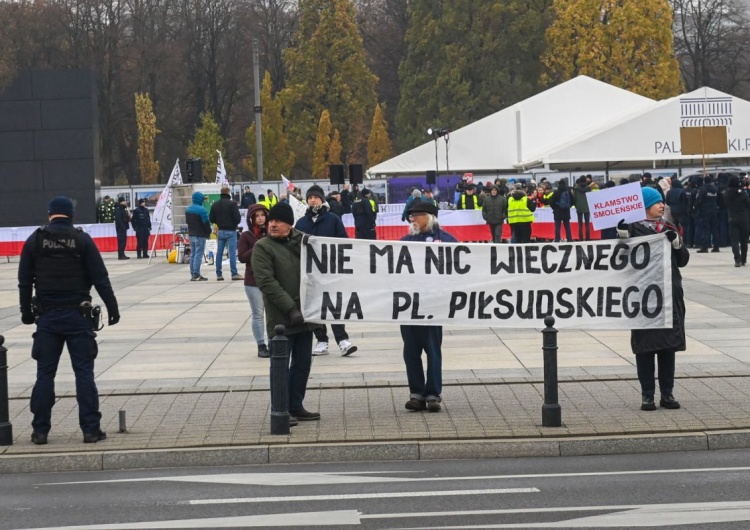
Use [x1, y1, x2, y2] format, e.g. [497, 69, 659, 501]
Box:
[522, 86, 750, 168]
[368, 76, 750, 176]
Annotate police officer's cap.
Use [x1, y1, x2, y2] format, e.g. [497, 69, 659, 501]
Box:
[48, 196, 74, 218]
[407, 200, 438, 216]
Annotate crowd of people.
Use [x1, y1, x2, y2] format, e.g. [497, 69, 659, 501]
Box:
[60, 170, 747, 430]
[26, 163, 743, 441]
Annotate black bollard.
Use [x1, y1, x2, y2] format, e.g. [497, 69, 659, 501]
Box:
[269, 325, 290, 435]
[0, 336, 13, 445]
[541, 316, 562, 427]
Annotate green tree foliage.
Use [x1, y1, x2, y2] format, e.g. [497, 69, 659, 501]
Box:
[396, 0, 553, 151]
[188, 111, 225, 181]
[367, 102, 393, 166]
[542, 0, 682, 99]
[135, 93, 160, 184]
[282, 0, 378, 175]
[312, 109, 333, 178]
[246, 71, 295, 181]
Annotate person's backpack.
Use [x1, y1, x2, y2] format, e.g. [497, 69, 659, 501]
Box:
[556, 190, 571, 209]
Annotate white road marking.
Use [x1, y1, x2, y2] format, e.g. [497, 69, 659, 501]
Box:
[187, 487, 539, 505]
[376, 500, 750, 528]
[40, 466, 750, 487]
[12, 510, 361, 529]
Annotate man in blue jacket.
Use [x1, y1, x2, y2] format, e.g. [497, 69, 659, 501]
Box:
[186, 191, 211, 281]
[400, 201, 456, 413]
[295, 185, 358, 356]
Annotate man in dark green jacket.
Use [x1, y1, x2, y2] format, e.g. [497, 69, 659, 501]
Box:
[252, 202, 321, 422]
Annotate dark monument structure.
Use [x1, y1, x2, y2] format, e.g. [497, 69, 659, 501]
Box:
[0, 69, 100, 227]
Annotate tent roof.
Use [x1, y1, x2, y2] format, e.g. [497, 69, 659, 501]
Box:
[368, 76, 655, 175]
[524, 86, 750, 166]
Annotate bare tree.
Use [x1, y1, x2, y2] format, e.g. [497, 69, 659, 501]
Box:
[672, 0, 750, 96]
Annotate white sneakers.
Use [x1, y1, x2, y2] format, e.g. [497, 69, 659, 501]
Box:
[313, 340, 358, 356]
[339, 339, 357, 357]
[313, 341, 329, 355]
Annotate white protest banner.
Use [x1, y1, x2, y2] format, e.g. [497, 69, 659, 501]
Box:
[300, 235, 672, 329]
[152, 159, 183, 234]
[215, 150, 228, 185]
[587, 182, 646, 230]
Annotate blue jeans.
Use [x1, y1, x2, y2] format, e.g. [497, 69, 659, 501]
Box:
[244, 285, 266, 345]
[286, 331, 313, 411]
[400, 325, 443, 400]
[30, 309, 101, 434]
[216, 229, 238, 277]
[190, 236, 206, 278]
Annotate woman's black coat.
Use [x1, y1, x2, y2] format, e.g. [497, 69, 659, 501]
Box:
[628, 220, 690, 355]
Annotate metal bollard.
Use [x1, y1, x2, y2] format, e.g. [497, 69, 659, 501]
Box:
[119, 410, 127, 433]
[542, 316, 562, 427]
[0, 336, 13, 445]
[269, 325, 290, 435]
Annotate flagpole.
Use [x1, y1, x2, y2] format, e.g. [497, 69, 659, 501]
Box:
[147, 201, 166, 265]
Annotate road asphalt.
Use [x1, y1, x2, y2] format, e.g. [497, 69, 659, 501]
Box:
[2, 246, 750, 473]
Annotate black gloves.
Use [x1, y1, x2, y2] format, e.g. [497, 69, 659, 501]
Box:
[108, 312, 120, 326]
[665, 230, 682, 249]
[616, 220, 630, 239]
[288, 309, 304, 327]
[21, 312, 35, 325]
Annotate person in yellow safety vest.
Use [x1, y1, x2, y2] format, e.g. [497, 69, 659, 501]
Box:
[265, 189, 279, 208]
[506, 183, 536, 243]
[457, 184, 483, 210]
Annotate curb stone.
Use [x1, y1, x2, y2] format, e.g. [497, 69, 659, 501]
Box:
[2, 431, 749, 474]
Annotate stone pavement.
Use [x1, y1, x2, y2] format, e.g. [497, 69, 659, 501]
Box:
[2, 248, 750, 472]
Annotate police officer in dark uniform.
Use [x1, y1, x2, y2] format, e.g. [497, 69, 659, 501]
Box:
[18, 197, 120, 445]
[131, 198, 152, 259]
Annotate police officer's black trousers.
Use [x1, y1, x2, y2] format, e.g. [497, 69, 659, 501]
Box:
[116, 230, 127, 257]
[135, 229, 150, 257]
[30, 309, 101, 435]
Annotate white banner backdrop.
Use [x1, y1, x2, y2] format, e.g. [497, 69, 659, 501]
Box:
[300, 234, 672, 329]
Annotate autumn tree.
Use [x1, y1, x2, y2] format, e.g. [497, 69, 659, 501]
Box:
[312, 109, 333, 178]
[329, 129, 342, 165]
[367, 102, 393, 166]
[396, 0, 553, 151]
[246, 71, 295, 181]
[282, 0, 378, 175]
[135, 93, 160, 184]
[542, 0, 682, 99]
[188, 111, 225, 180]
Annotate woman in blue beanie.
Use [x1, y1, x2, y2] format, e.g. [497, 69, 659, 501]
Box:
[620, 186, 690, 411]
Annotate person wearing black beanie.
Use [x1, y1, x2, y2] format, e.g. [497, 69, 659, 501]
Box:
[18, 196, 120, 445]
[252, 200, 321, 423]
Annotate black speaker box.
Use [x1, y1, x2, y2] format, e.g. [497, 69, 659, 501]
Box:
[329, 164, 345, 185]
[349, 164, 364, 184]
[426, 170, 437, 185]
[186, 158, 203, 183]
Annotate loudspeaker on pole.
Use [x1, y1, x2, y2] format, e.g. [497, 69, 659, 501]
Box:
[329, 164, 345, 185]
[426, 170, 437, 185]
[349, 164, 364, 185]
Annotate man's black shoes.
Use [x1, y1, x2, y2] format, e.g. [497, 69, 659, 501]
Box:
[641, 396, 656, 411]
[83, 430, 107, 443]
[289, 408, 321, 421]
[31, 431, 48, 445]
[258, 344, 270, 358]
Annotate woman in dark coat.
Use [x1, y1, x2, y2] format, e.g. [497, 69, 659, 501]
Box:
[545, 179, 574, 242]
[625, 187, 690, 411]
